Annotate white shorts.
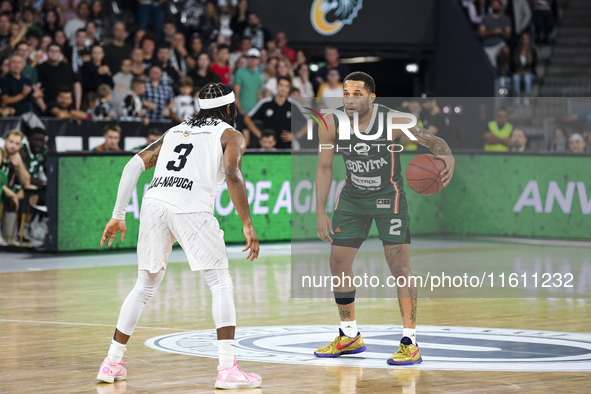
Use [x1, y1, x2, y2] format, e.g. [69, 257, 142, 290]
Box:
[137, 198, 229, 272]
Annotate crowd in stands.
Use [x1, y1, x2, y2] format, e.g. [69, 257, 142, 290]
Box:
[461, 0, 558, 100]
[0, 0, 354, 247]
[484, 107, 591, 153]
[0, 0, 357, 152]
[547, 109, 591, 153]
[0, 0, 584, 247]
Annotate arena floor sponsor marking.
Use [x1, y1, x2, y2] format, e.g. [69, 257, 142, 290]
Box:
[145, 325, 591, 372]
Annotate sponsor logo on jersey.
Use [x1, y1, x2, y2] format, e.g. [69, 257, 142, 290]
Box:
[148, 176, 194, 191]
[376, 199, 391, 208]
[351, 173, 380, 187]
[175, 129, 212, 136]
[346, 157, 388, 173]
[310, 0, 363, 36]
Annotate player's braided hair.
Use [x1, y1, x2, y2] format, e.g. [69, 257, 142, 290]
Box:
[186, 82, 236, 127]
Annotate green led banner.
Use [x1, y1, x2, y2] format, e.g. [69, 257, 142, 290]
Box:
[53, 153, 591, 252]
[439, 154, 591, 238]
[56, 154, 291, 251]
[291, 153, 591, 241]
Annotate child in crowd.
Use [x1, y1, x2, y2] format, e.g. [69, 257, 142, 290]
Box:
[84, 92, 99, 117]
[163, 77, 199, 124]
[92, 84, 115, 120]
[122, 77, 149, 125]
[259, 129, 278, 151]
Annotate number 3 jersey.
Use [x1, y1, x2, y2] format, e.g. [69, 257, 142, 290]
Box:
[143, 119, 232, 214]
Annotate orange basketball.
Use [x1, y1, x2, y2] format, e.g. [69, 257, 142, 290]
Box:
[405, 154, 445, 195]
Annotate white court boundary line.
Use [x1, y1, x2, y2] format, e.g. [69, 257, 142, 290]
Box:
[476, 236, 591, 248]
[0, 318, 187, 331]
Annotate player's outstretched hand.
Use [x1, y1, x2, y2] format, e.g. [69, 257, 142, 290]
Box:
[242, 224, 259, 261]
[100, 218, 127, 247]
[316, 212, 334, 243]
[436, 155, 455, 187]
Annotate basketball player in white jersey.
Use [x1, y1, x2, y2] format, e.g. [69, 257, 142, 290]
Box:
[96, 83, 262, 389]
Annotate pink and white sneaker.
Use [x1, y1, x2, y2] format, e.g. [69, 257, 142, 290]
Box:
[96, 357, 127, 383]
[215, 358, 262, 389]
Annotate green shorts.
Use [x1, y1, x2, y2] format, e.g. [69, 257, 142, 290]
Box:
[331, 191, 410, 248]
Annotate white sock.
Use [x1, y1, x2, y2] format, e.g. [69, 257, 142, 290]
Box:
[107, 339, 126, 363]
[402, 328, 416, 345]
[218, 339, 235, 368]
[340, 320, 357, 338]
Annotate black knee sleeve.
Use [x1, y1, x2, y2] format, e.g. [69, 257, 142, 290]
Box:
[334, 289, 356, 305]
[332, 238, 364, 249]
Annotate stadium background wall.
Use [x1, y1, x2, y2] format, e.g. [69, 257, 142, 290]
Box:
[45, 152, 591, 252]
[249, 0, 435, 48]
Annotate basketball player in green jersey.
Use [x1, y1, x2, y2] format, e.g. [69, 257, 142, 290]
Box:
[20, 129, 47, 182]
[314, 72, 455, 365]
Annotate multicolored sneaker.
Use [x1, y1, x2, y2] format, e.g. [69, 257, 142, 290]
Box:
[215, 357, 262, 389]
[387, 337, 422, 365]
[96, 357, 127, 383]
[314, 328, 366, 358]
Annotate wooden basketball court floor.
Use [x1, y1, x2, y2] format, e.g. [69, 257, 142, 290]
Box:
[1, 237, 590, 393]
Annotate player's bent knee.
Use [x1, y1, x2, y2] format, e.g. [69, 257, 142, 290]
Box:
[134, 269, 165, 304]
[132, 283, 157, 305]
[328, 256, 350, 272]
[203, 268, 234, 292]
[334, 289, 356, 305]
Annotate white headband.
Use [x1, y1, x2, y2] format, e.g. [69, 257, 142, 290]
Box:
[199, 92, 235, 109]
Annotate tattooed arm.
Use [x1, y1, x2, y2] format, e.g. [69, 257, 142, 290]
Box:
[409, 124, 454, 186]
[391, 111, 455, 187]
[138, 132, 167, 169]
